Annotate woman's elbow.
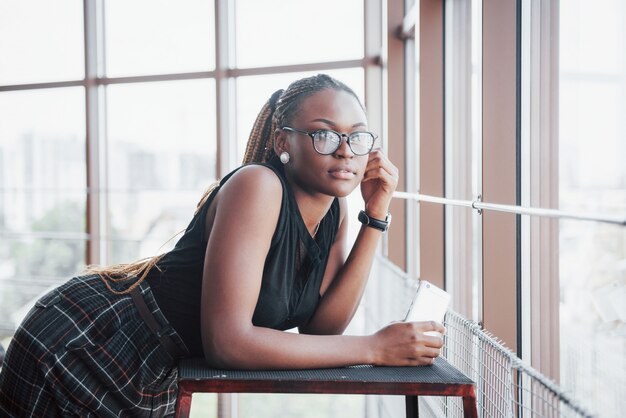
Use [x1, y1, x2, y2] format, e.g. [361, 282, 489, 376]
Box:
[202, 324, 250, 368]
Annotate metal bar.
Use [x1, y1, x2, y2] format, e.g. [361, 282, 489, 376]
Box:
[0, 79, 86, 92]
[475, 200, 626, 226]
[0, 231, 90, 240]
[405, 395, 419, 418]
[228, 57, 380, 77]
[1, 58, 380, 92]
[98, 71, 219, 85]
[394, 191, 474, 208]
[215, 0, 233, 177]
[393, 191, 626, 226]
[399, 3, 418, 40]
[84, 0, 103, 266]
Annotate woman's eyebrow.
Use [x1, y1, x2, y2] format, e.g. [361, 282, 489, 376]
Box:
[310, 118, 368, 129]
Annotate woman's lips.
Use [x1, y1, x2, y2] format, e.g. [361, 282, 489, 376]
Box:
[328, 168, 356, 180]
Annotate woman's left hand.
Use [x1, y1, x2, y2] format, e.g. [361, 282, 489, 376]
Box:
[360, 149, 399, 219]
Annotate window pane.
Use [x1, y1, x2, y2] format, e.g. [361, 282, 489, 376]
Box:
[0, 0, 84, 85]
[236, 69, 365, 163]
[106, 191, 207, 263]
[106, 79, 216, 264]
[0, 87, 86, 340]
[235, 0, 364, 68]
[0, 87, 86, 233]
[105, 0, 215, 77]
[0, 238, 86, 340]
[559, 1, 626, 416]
[0, 192, 86, 235]
[443, 0, 481, 320]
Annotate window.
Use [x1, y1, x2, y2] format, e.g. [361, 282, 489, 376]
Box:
[397, 2, 624, 416]
[105, 79, 216, 262]
[1, 0, 379, 416]
[104, 0, 215, 76]
[559, 0, 626, 414]
[443, 0, 483, 321]
[0, 87, 86, 334]
[234, 0, 364, 68]
[0, 0, 84, 85]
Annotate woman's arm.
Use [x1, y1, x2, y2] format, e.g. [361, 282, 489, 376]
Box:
[200, 165, 443, 370]
[300, 149, 400, 335]
[200, 165, 368, 369]
[299, 205, 381, 335]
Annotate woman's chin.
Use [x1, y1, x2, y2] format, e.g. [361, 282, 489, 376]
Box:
[327, 184, 359, 198]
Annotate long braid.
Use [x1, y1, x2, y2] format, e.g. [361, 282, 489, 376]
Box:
[243, 89, 283, 164]
[90, 74, 362, 294]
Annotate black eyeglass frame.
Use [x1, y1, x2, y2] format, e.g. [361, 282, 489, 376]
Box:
[281, 126, 377, 156]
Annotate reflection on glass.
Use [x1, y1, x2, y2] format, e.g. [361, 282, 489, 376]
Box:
[106, 79, 216, 264]
[0, 0, 84, 85]
[235, 0, 364, 68]
[559, 1, 626, 416]
[105, 0, 216, 77]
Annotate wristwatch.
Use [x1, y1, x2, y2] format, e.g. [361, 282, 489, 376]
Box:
[358, 210, 392, 232]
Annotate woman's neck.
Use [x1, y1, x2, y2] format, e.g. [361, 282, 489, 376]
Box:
[279, 162, 335, 233]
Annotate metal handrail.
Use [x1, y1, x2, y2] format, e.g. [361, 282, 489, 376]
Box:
[393, 191, 626, 226]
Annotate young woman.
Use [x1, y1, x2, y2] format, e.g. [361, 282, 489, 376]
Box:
[0, 74, 444, 417]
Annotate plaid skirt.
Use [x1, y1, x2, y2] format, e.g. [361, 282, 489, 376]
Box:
[0, 274, 189, 417]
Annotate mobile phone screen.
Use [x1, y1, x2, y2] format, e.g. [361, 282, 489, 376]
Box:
[404, 281, 451, 323]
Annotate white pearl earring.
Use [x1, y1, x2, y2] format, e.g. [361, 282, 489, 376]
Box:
[280, 151, 290, 164]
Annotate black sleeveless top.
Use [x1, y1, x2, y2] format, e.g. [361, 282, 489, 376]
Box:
[146, 157, 341, 357]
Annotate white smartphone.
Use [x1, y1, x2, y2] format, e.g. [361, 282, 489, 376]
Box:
[404, 280, 451, 324]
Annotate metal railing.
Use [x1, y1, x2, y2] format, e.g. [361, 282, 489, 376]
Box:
[426, 310, 595, 418]
[393, 191, 626, 226]
[367, 257, 596, 418]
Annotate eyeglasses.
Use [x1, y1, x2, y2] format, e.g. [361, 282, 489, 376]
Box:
[281, 126, 377, 156]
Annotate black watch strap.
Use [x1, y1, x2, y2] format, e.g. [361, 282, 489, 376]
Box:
[358, 210, 392, 232]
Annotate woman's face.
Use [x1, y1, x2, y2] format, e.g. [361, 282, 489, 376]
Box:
[278, 89, 370, 198]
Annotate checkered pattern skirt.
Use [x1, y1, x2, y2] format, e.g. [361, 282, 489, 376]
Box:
[0, 274, 188, 417]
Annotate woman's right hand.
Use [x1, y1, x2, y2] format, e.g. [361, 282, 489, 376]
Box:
[369, 321, 446, 366]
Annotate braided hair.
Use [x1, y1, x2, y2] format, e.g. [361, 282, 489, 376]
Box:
[89, 74, 362, 294]
[243, 74, 364, 164]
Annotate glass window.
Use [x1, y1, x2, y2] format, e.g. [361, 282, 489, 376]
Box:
[235, 0, 364, 68]
[105, 79, 216, 263]
[105, 0, 216, 77]
[559, 0, 626, 416]
[0, 0, 84, 85]
[443, 0, 482, 320]
[0, 87, 86, 340]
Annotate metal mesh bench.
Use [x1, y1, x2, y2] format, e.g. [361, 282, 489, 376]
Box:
[175, 357, 478, 417]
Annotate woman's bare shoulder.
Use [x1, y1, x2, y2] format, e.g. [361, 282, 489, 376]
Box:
[226, 165, 282, 192]
[204, 165, 283, 238]
[217, 164, 283, 210]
